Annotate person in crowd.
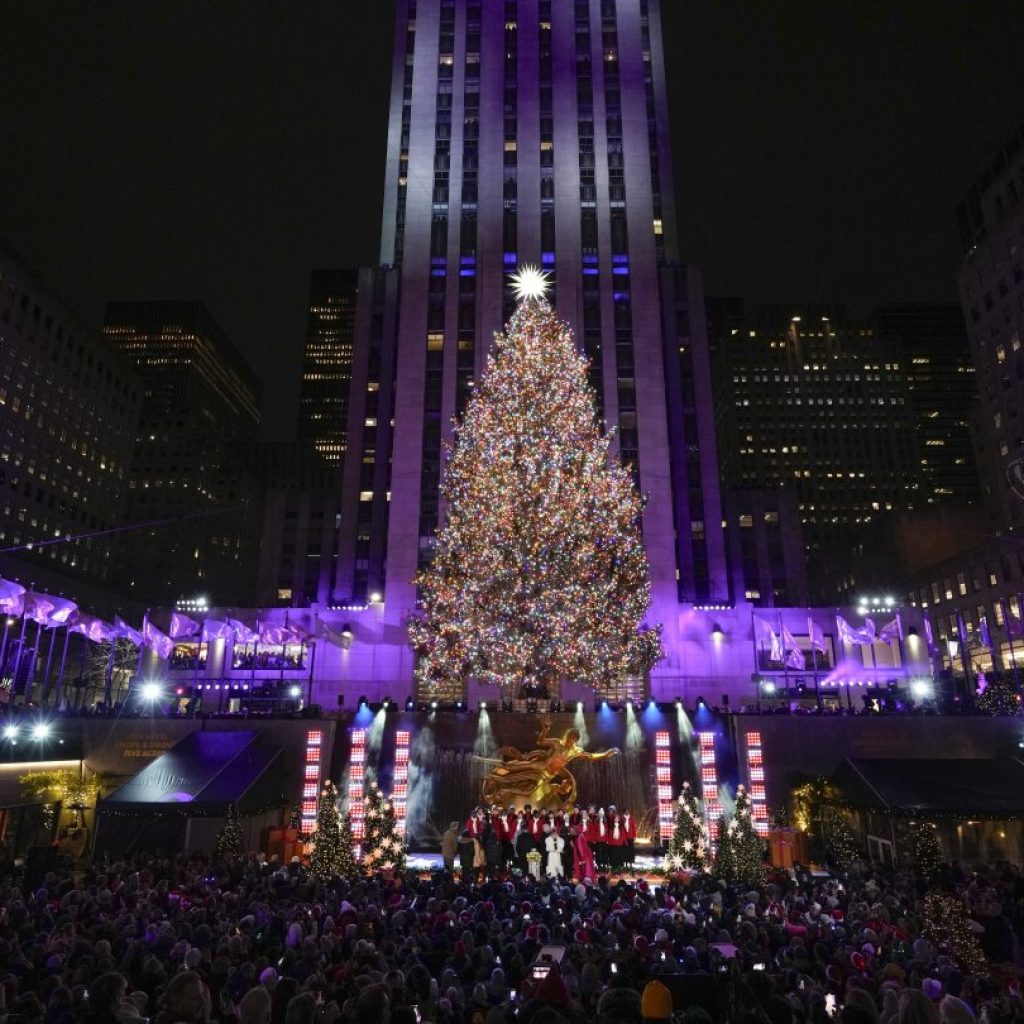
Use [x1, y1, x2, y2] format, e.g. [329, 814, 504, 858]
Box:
[457, 828, 478, 880]
[544, 823, 566, 878]
[440, 820, 460, 873]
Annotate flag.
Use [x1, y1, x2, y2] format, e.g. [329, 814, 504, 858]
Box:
[923, 615, 935, 651]
[318, 622, 354, 647]
[227, 618, 258, 644]
[69, 614, 118, 643]
[836, 614, 871, 646]
[808, 616, 827, 654]
[201, 619, 235, 642]
[779, 620, 804, 669]
[0, 578, 25, 616]
[168, 612, 200, 639]
[142, 619, 174, 660]
[114, 616, 143, 645]
[23, 591, 77, 626]
[978, 615, 992, 650]
[753, 615, 783, 662]
[259, 623, 295, 646]
[878, 615, 903, 646]
[956, 614, 968, 647]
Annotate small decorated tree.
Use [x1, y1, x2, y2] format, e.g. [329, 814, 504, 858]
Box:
[713, 813, 735, 880]
[823, 808, 860, 871]
[728, 785, 766, 885]
[666, 782, 710, 871]
[911, 821, 943, 883]
[922, 892, 987, 977]
[309, 781, 343, 881]
[215, 804, 244, 861]
[363, 783, 406, 873]
[337, 811, 360, 882]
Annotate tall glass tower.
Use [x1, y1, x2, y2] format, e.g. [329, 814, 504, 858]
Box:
[335, 0, 728, 687]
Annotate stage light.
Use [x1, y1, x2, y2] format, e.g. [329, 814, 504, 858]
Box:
[711, 623, 723, 637]
[625, 698, 633, 708]
[430, 700, 438, 710]
[2, 725, 17, 740]
[140, 682, 162, 702]
[369, 591, 383, 604]
[290, 685, 302, 699]
[577, 701, 583, 711]
[696, 695, 706, 707]
[383, 697, 392, 709]
[456, 700, 463, 710]
[648, 698, 656, 707]
[761, 680, 776, 695]
[31, 723, 51, 741]
[357, 695, 368, 707]
[910, 679, 932, 700]
[406, 698, 415, 711]
[479, 700, 487, 710]
[674, 697, 682, 707]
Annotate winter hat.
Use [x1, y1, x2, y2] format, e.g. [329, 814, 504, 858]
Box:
[641, 979, 674, 1020]
[923, 978, 943, 1001]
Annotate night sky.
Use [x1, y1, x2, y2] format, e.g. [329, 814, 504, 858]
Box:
[2, 2, 1022, 436]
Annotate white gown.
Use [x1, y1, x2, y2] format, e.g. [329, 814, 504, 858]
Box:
[545, 833, 565, 878]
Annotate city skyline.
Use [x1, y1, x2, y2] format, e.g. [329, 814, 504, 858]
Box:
[2, 3, 1023, 435]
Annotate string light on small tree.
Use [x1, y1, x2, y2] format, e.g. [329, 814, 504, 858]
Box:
[363, 782, 406, 874]
[666, 781, 710, 872]
[922, 892, 987, 977]
[215, 803, 244, 861]
[309, 780, 344, 882]
[911, 820, 943, 883]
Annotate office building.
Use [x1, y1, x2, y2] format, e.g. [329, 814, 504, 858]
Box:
[875, 304, 979, 505]
[103, 301, 263, 605]
[334, 0, 729, 681]
[298, 270, 358, 466]
[710, 303, 921, 600]
[956, 123, 1024, 530]
[0, 244, 141, 601]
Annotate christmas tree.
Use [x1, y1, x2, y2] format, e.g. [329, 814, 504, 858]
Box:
[715, 787, 765, 885]
[977, 675, 1020, 715]
[363, 782, 406, 873]
[911, 821, 943, 883]
[408, 270, 662, 697]
[215, 804, 244, 861]
[823, 808, 860, 871]
[712, 813, 735, 880]
[337, 811, 360, 882]
[666, 781, 710, 871]
[309, 781, 343, 882]
[922, 892, 987, 977]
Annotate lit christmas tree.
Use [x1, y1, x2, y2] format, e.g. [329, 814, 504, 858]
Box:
[715, 786, 765, 885]
[363, 782, 406, 873]
[309, 780, 343, 882]
[337, 811, 360, 882]
[408, 270, 662, 697]
[977, 675, 1020, 715]
[911, 820, 943, 883]
[823, 808, 860, 872]
[922, 892, 987, 977]
[215, 804, 244, 861]
[666, 781, 710, 871]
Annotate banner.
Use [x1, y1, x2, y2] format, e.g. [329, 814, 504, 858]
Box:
[808, 616, 828, 654]
[69, 614, 118, 643]
[878, 615, 903, 646]
[201, 619, 235, 642]
[228, 618, 258, 644]
[115, 616, 144, 646]
[836, 614, 872, 646]
[753, 615, 783, 662]
[142, 620, 174, 660]
[978, 615, 992, 650]
[168, 612, 200, 639]
[0, 578, 25, 617]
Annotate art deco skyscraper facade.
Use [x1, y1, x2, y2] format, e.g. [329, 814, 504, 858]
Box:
[336, 0, 727, 677]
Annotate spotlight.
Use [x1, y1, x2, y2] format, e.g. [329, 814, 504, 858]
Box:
[711, 623, 723, 637]
[358, 694, 368, 707]
[761, 680, 777, 695]
[383, 697, 392, 709]
[369, 591, 383, 604]
[625, 698, 633, 708]
[910, 679, 931, 700]
[674, 697, 682, 707]
[456, 700, 463, 710]
[406, 697, 415, 711]
[648, 698, 656, 707]
[479, 700, 487, 711]
[140, 681, 162, 702]
[696, 696, 706, 707]
[2, 725, 17, 740]
[577, 701, 583, 711]
[31, 723, 51, 742]
[430, 700, 438, 710]
[289, 685, 302, 699]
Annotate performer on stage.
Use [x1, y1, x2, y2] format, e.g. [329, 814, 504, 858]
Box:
[621, 807, 636, 871]
[608, 804, 624, 871]
[574, 824, 596, 882]
[593, 807, 609, 871]
[544, 826, 565, 878]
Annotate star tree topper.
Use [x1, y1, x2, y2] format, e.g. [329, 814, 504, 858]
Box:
[509, 265, 551, 302]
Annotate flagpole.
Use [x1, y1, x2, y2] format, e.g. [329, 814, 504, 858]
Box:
[103, 637, 116, 708]
[10, 612, 28, 707]
[809, 612, 821, 710]
[135, 610, 150, 691]
[53, 628, 72, 708]
[779, 612, 790, 697]
[0, 615, 11, 678]
[41, 626, 59, 707]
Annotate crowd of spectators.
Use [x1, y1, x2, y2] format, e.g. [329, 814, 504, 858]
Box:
[0, 848, 1020, 1024]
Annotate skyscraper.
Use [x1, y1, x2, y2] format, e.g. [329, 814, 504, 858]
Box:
[298, 270, 358, 466]
[956, 123, 1024, 530]
[103, 301, 263, 605]
[709, 303, 921, 600]
[334, 0, 727, 684]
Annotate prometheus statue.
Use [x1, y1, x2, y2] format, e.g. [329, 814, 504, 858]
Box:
[479, 719, 620, 811]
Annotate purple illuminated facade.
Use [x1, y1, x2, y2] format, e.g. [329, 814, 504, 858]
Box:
[334, 0, 728, 693]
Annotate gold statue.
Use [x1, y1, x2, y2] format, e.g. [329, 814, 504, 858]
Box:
[479, 719, 620, 811]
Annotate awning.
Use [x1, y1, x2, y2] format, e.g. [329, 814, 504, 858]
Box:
[830, 757, 1024, 817]
[99, 730, 285, 815]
